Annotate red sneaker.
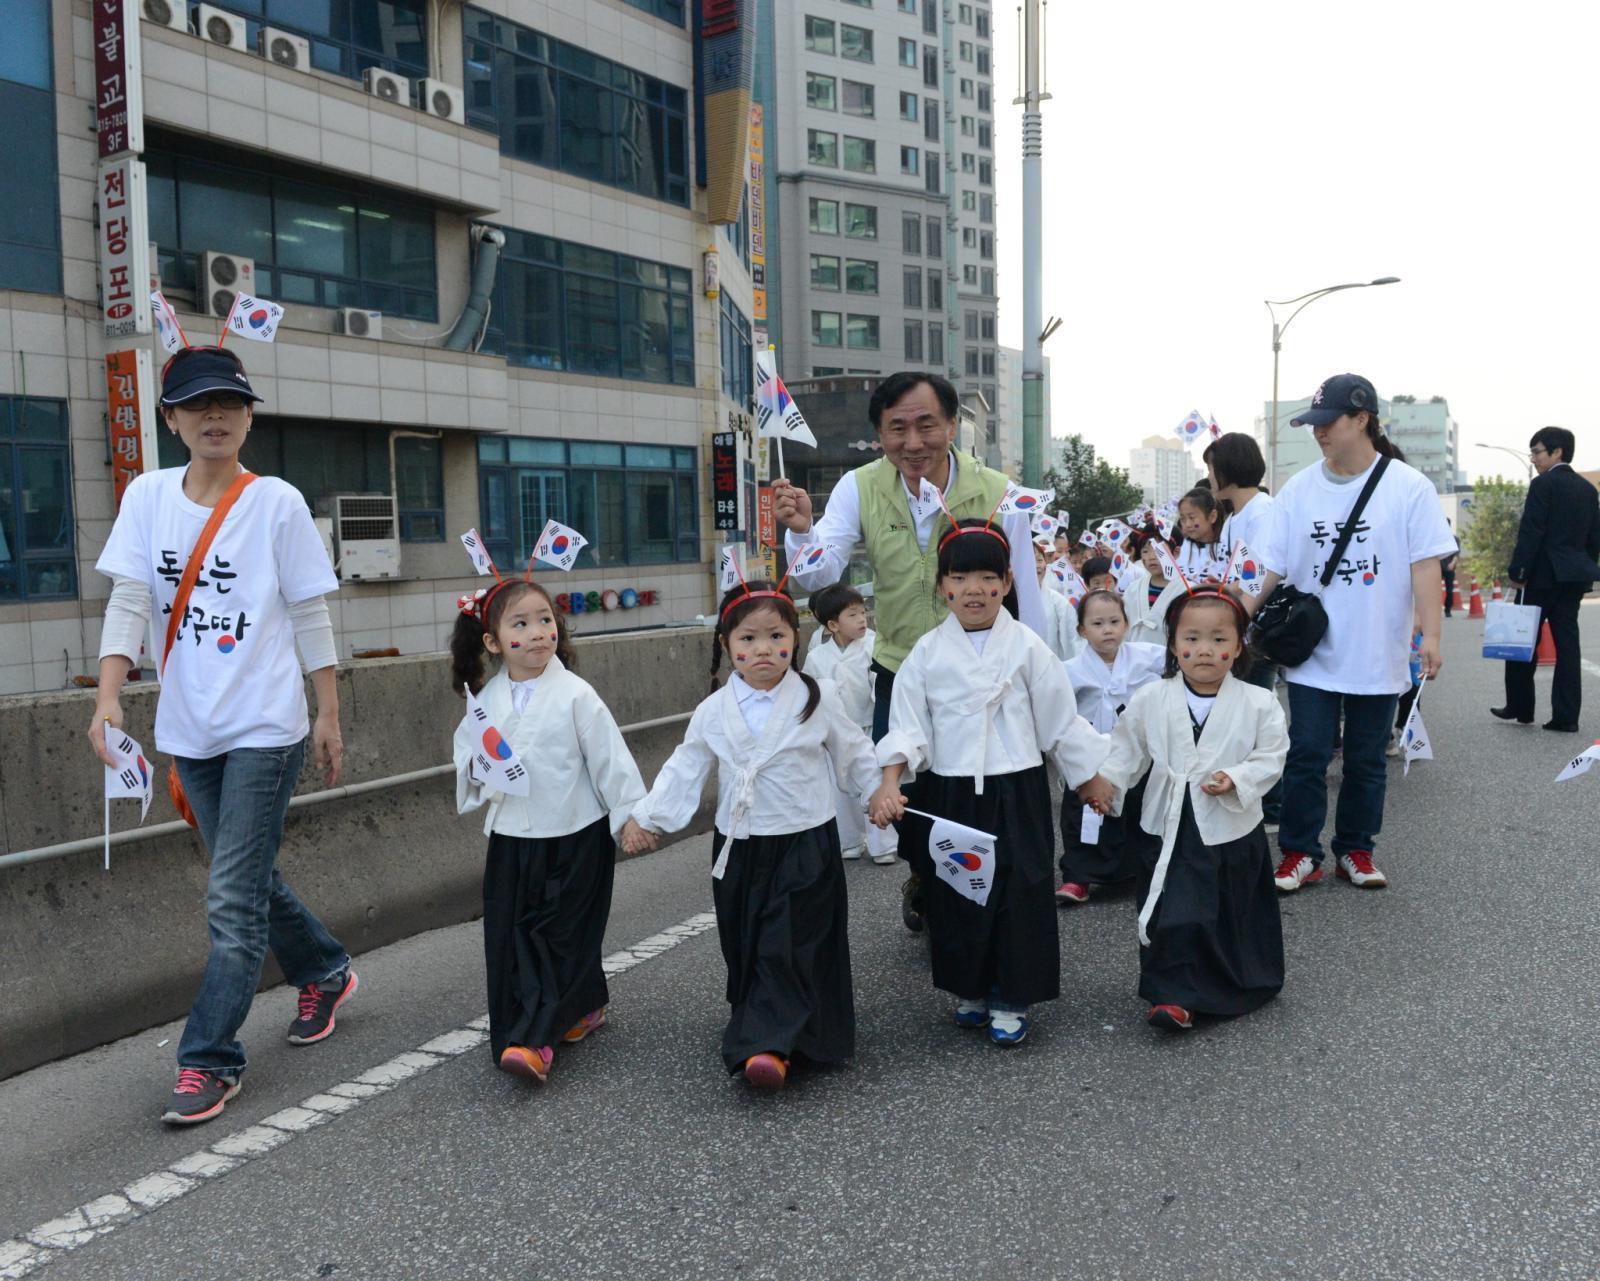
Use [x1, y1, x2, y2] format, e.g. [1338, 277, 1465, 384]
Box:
[1273, 851, 1324, 893]
[1147, 1004, 1193, 1031]
[1055, 881, 1091, 904]
[499, 1045, 553, 1083]
[743, 1053, 789, 1091]
[1336, 850, 1388, 888]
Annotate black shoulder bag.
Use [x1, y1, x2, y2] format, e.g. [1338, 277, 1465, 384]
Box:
[1252, 456, 1391, 667]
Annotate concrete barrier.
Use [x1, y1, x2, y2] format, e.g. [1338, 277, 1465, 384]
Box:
[0, 625, 720, 1081]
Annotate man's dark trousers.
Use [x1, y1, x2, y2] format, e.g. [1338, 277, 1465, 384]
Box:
[1503, 584, 1586, 725]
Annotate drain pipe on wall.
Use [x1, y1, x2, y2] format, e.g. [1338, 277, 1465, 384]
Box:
[444, 224, 505, 352]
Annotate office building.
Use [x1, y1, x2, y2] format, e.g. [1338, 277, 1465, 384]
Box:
[1128, 435, 1199, 507]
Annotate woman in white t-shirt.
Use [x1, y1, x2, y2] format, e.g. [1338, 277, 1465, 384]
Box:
[87, 346, 353, 1129]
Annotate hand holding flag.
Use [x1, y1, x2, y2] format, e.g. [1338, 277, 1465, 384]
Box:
[103, 727, 153, 871]
[755, 349, 818, 448]
[463, 688, 531, 797]
[532, 519, 589, 573]
[1400, 676, 1433, 777]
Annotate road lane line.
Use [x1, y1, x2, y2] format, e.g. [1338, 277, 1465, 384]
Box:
[0, 910, 721, 1279]
[1583, 658, 1600, 681]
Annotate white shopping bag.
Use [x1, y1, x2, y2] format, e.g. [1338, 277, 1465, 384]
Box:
[1482, 601, 1541, 662]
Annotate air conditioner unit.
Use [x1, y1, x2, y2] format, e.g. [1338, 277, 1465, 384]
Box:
[332, 495, 402, 581]
[312, 516, 336, 570]
[417, 79, 465, 124]
[259, 26, 310, 70]
[336, 308, 383, 340]
[200, 251, 255, 319]
[140, 0, 187, 31]
[362, 66, 410, 106]
[193, 4, 246, 49]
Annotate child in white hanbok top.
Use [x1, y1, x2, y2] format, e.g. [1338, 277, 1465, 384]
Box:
[1175, 487, 1228, 584]
[803, 583, 896, 865]
[1056, 590, 1166, 904]
[1121, 530, 1188, 644]
[451, 579, 646, 1084]
[1033, 538, 1081, 661]
[1089, 591, 1288, 1033]
[872, 521, 1109, 1047]
[622, 583, 880, 1091]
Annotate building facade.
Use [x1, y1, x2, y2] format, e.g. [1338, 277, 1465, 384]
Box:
[1128, 434, 1199, 507]
[1, 0, 763, 696]
[768, 0, 995, 434]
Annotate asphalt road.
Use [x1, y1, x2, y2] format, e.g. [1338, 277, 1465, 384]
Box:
[4, 612, 1599, 1281]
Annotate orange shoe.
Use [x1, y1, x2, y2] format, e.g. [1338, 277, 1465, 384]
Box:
[562, 1007, 608, 1043]
[499, 1044, 553, 1083]
[742, 1053, 788, 1091]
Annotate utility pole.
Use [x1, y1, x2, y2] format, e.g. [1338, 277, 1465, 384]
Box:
[1017, 0, 1050, 485]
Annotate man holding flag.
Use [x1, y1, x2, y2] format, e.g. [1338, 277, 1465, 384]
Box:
[771, 370, 1046, 931]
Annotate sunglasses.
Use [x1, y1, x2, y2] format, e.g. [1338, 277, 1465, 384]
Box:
[175, 393, 249, 413]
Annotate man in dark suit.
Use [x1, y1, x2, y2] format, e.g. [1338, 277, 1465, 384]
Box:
[1491, 426, 1600, 731]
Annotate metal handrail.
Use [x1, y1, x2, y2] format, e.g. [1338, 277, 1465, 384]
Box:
[0, 711, 693, 872]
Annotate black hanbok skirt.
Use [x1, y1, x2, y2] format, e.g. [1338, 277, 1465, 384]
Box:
[710, 820, 855, 1073]
[1059, 769, 1159, 885]
[897, 765, 1059, 1008]
[1137, 793, 1283, 1016]
[482, 816, 615, 1061]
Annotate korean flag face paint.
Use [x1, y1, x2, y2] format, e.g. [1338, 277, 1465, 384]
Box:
[940, 569, 1011, 632]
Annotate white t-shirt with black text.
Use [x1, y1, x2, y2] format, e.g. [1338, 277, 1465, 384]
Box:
[1221, 491, 1284, 577]
[96, 467, 339, 758]
[1275, 456, 1454, 695]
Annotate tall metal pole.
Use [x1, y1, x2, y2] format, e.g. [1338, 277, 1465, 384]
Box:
[1269, 323, 1281, 492]
[1018, 0, 1050, 485]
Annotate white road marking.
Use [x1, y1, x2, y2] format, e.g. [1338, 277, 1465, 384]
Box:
[1583, 658, 1600, 681]
[0, 909, 721, 1279]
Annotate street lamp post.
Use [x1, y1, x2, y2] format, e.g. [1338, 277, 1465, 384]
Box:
[1265, 277, 1400, 490]
[1474, 442, 1534, 480]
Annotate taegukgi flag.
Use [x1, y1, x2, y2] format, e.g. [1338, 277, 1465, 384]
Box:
[1555, 741, 1600, 782]
[1174, 409, 1207, 446]
[150, 290, 186, 356]
[717, 543, 746, 592]
[532, 519, 588, 572]
[1400, 698, 1433, 777]
[1078, 530, 1099, 549]
[994, 483, 1055, 517]
[104, 729, 153, 823]
[1030, 510, 1064, 538]
[459, 527, 495, 576]
[928, 815, 997, 907]
[463, 687, 531, 797]
[224, 293, 285, 343]
[1224, 540, 1267, 598]
[1152, 539, 1184, 586]
[755, 348, 818, 447]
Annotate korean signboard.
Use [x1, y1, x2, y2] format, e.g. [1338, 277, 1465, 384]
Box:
[712, 430, 738, 531]
[105, 349, 157, 510]
[749, 103, 767, 346]
[93, 0, 144, 160]
[98, 158, 152, 339]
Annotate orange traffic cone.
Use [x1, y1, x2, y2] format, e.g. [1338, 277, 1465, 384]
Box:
[1452, 581, 1464, 612]
[1491, 581, 1503, 603]
[1468, 579, 1484, 619]
[1536, 622, 1557, 666]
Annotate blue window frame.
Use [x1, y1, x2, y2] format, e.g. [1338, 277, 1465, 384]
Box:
[720, 293, 752, 406]
[0, 0, 60, 294]
[477, 437, 699, 570]
[462, 8, 689, 206]
[0, 398, 75, 601]
[196, 0, 426, 81]
[722, 186, 751, 269]
[620, 0, 684, 23]
[481, 229, 694, 386]
[145, 139, 439, 321]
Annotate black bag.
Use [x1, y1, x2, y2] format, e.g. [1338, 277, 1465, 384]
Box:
[1252, 457, 1391, 667]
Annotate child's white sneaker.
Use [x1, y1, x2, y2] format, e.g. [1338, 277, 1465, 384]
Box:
[841, 844, 865, 860]
[870, 848, 898, 865]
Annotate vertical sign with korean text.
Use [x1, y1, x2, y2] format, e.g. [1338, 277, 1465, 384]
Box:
[94, 0, 144, 159]
[757, 486, 775, 548]
[695, 0, 754, 224]
[748, 103, 767, 347]
[712, 430, 738, 531]
[98, 158, 151, 338]
[105, 350, 157, 509]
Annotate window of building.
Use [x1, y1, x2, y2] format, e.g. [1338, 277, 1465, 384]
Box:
[903, 266, 922, 308]
[810, 254, 840, 289]
[464, 11, 689, 206]
[979, 193, 993, 222]
[0, 0, 59, 293]
[962, 227, 976, 248]
[977, 85, 991, 112]
[206, 0, 425, 81]
[976, 47, 990, 75]
[621, 0, 685, 23]
[0, 397, 73, 601]
[393, 436, 445, 541]
[808, 129, 839, 166]
[900, 146, 920, 175]
[926, 217, 943, 256]
[964, 311, 979, 339]
[807, 72, 837, 110]
[899, 91, 919, 121]
[813, 365, 845, 376]
[959, 4, 973, 21]
[146, 140, 439, 320]
[845, 259, 878, 293]
[720, 292, 753, 405]
[959, 77, 974, 98]
[812, 311, 843, 346]
[846, 315, 880, 349]
[924, 101, 940, 141]
[979, 231, 994, 259]
[901, 213, 921, 254]
[482, 229, 693, 385]
[981, 267, 995, 295]
[898, 0, 917, 10]
[928, 322, 944, 364]
[842, 0, 872, 6]
[961, 190, 976, 210]
[965, 350, 979, 376]
[925, 154, 942, 194]
[927, 269, 943, 309]
[978, 157, 993, 185]
[978, 121, 992, 149]
[476, 436, 697, 570]
[723, 184, 752, 268]
[810, 198, 840, 234]
[980, 351, 995, 377]
[904, 321, 923, 361]
[976, 9, 990, 36]
[840, 25, 873, 61]
[844, 204, 878, 238]
[963, 263, 977, 285]
[923, 48, 939, 87]
[980, 313, 995, 339]
[805, 16, 836, 52]
[961, 153, 976, 174]
[961, 115, 975, 136]
[959, 40, 973, 60]
[842, 81, 875, 116]
[843, 137, 876, 172]
[922, 0, 937, 34]
[898, 37, 917, 67]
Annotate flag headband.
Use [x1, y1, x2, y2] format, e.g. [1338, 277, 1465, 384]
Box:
[719, 584, 796, 623]
[1177, 587, 1250, 624]
[938, 523, 1010, 554]
[459, 576, 525, 628]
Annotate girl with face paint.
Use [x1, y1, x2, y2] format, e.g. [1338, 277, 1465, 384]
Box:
[451, 580, 646, 1085]
[1093, 592, 1289, 1034]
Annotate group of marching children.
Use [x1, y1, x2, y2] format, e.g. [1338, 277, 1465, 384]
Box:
[448, 487, 1288, 1095]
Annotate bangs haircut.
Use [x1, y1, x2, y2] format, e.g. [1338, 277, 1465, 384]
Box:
[709, 582, 821, 722]
[937, 518, 1011, 580]
[1163, 592, 1252, 679]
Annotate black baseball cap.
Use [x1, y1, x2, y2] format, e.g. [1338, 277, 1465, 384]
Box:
[159, 347, 263, 406]
[1291, 373, 1379, 428]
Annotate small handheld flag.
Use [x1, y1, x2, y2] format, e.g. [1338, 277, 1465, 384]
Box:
[1030, 510, 1063, 539]
[914, 810, 997, 907]
[993, 483, 1055, 518]
[1155, 514, 1175, 541]
[1110, 549, 1134, 588]
[1555, 740, 1600, 782]
[463, 687, 532, 797]
[1078, 530, 1098, 549]
[1152, 540, 1183, 586]
[1098, 519, 1132, 547]
[150, 291, 187, 356]
[222, 293, 284, 344]
[717, 543, 747, 592]
[1400, 676, 1432, 777]
[755, 348, 818, 448]
[1223, 540, 1266, 598]
[459, 528, 497, 578]
[1208, 414, 1221, 441]
[1174, 409, 1207, 447]
[532, 519, 588, 573]
[103, 728, 153, 871]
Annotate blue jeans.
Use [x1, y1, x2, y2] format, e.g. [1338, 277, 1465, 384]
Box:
[1240, 658, 1283, 824]
[1279, 684, 1398, 866]
[175, 740, 348, 1077]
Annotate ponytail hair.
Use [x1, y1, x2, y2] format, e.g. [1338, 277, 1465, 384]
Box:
[1362, 411, 1407, 463]
[710, 582, 822, 723]
[449, 579, 576, 696]
[1177, 486, 1227, 542]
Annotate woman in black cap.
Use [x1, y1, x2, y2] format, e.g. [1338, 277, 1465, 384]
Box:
[87, 345, 357, 1127]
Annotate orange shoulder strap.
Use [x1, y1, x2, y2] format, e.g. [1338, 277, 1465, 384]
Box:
[161, 471, 258, 673]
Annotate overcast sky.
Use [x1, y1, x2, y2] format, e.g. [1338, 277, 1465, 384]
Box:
[990, 0, 1597, 481]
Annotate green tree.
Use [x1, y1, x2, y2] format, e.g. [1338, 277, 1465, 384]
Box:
[1041, 435, 1145, 532]
[1460, 475, 1527, 586]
